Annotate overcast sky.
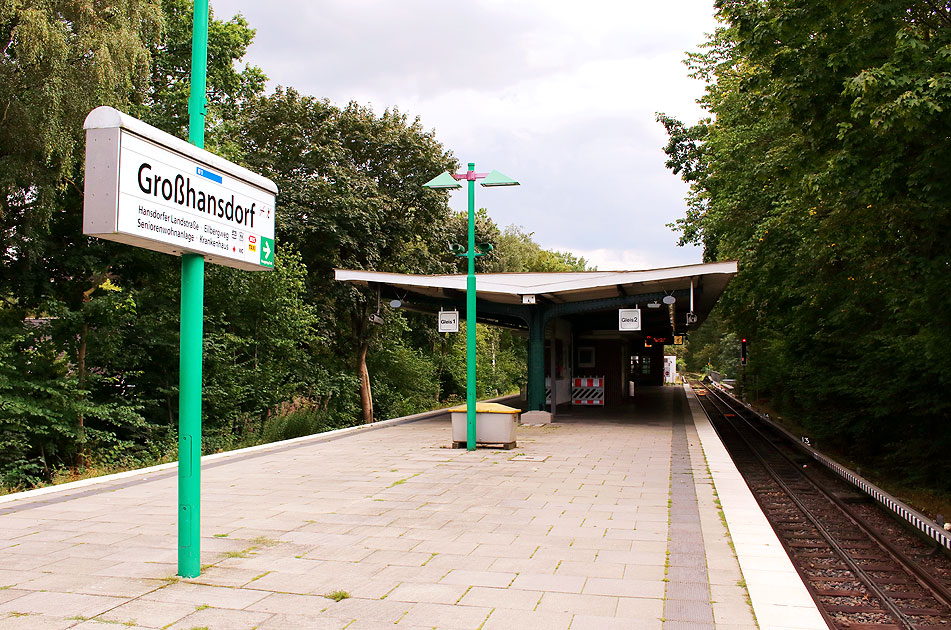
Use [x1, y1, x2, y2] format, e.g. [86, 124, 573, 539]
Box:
[210, 0, 718, 270]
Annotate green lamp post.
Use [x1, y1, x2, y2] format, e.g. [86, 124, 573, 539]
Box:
[424, 164, 519, 451]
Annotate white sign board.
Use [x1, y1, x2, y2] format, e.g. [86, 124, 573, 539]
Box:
[619, 308, 641, 331]
[438, 310, 459, 333]
[83, 107, 277, 271]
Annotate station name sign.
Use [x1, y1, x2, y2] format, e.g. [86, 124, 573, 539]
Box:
[438, 310, 459, 333]
[83, 107, 277, 271]
[618, 308, 641, 331]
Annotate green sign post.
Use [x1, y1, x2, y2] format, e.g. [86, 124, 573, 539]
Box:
[179, 0, 209, 578]
[82, 1, 276, 580]
[423, 164, 518, 451]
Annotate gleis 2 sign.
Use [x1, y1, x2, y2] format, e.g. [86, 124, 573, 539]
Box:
[83, 107, 277, 271]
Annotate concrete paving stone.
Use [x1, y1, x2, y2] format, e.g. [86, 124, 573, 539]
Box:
[571, 613, 663, 630]
[479, 607, 573, 630]
[583, 577, 664, 598]
[192, 566, 279, 590]
[236, 570, 334, 595]
[396, 602, 491, 629]
[405, 539, 478, 556]
[0, 591, 126, 618]
[91, 561, 176, 579]
[96, 599, 196, 627]
[385, 582, 467, 605]
[614, 594, 665, 618]
[249, 612, 354, 629]
[438, 569, 516, 589]
[164, 606, 273, 630]
[322, 597, 415, 624]
[301, 545, 376, 563]
[510, 572, 586, 593]
[31, 557, 127, 576]
[369, 564, 447, 584]
[56, 543, 127, 560]
[420, 552, 494, 572]
[457, 585, 543, 610]
[70, 621, 154, 630]
[9, 530, 79, 543]
[141, 582, 270, 609]
[216, 553, 323, 575]
[2, 541, 75, 557]
[605, 549, 667, 565]
[0, 613, 75, 629]
[534, 591, 618, 617]
[568, 537, 632, 551]
[529, 546, 597, 563]
[18, 574, 158, 598]
[555, 560, 625, 579]
[451, 531, 517, 546]
[486, 557, 560, 575]
[712, 599, 758, 625]
[358, 536, 421, 552]
[0, 591, 30, 607]
[469, 543, 538, 559]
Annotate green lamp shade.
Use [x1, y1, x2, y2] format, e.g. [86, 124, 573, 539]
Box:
[480, 170, 519, 187]
[423, 171, 462, 189]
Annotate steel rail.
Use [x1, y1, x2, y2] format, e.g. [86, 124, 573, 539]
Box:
[697, 385, 917, 629]
[709, 382, 951, 554]
[702, 384, 951, 611]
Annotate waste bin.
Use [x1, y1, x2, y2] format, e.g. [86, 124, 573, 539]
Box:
[448, 403, 520, 449]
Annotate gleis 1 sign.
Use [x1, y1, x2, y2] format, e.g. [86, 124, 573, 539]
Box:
[83, 107, 277, 271]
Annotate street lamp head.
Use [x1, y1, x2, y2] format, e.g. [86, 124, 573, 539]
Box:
[480, 169, 519, 187]
[423, 171, 462, 189]
[477, 243, 494, 254]
[448, 243, 466, 255]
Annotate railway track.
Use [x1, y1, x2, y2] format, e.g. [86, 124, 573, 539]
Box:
[691, 380, 951, 629]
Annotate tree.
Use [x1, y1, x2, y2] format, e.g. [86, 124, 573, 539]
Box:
[236, 88, 457, 423]
[661, 0, 951, 487]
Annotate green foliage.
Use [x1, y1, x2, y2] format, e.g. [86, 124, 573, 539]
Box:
[0, 1, 591, 489]
[0, 0, 162, 259]
[663, 0, 951, 488]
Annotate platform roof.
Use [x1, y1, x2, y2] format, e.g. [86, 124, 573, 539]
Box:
[335, 261, 738, 332]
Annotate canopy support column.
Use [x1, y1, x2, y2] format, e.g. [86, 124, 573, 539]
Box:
[527, 307, 547, 411]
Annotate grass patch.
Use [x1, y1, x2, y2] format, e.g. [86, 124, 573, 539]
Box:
[323, 589, 351, 602]
[386, 472, 420, 489]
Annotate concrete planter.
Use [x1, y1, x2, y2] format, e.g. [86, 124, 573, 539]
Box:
[448, 403, 520, 449]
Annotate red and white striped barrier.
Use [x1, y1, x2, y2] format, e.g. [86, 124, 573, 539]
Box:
[572, 377, 604, 406]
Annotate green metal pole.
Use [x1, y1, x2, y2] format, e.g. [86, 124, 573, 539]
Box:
[179, 0, 208, 578]
[466, 162, 477, 451]
[527, 309, 546, 411]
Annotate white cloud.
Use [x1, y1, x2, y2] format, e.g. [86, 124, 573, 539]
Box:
[556, 245, 703, 272]
[210, 0, 718, 268]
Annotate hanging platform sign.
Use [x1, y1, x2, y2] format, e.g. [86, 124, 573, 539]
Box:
[618, 308, 641, 331]
[82, 106, 277, 272]
[438, 310, 459, 333]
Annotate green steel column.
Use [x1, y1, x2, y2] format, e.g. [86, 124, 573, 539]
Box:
[178, 253, 203, 576]
[527, 308, 546, 411]
[466, 162, 477, 451]
[179, 0, 208, 578]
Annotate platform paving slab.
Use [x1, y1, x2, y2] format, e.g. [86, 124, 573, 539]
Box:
[0, 386, 799, 629]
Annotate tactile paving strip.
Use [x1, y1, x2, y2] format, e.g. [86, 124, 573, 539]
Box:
[665, 392, 715, 629]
